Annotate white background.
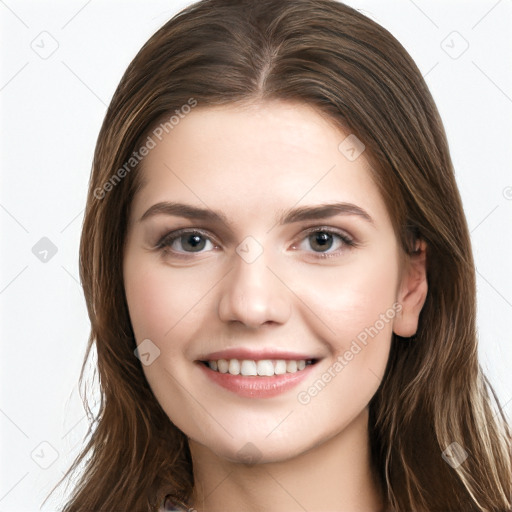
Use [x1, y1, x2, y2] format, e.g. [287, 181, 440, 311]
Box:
[1, 1, 511, 510]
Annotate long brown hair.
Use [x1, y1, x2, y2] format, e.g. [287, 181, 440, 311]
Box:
[54, 0, 512, 510]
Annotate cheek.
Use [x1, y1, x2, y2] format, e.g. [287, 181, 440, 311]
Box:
[124, 267, 170, 342]
[124, 252, 216, 343]
[291, 246, 399, 339]
[287, 246, 399, 396]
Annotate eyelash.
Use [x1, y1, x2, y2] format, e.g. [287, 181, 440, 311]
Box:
[155, 226, 356, 260]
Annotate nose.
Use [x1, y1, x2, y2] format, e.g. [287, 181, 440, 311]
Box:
[217, 247, 291, 328]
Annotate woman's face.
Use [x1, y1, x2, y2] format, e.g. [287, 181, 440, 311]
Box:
[123, 100, 421, 463]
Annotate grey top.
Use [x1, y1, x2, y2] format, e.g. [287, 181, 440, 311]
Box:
[158, 495, 191, 511]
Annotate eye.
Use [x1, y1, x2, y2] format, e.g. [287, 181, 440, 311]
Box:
[292, 227, 355, 257]
[155, 226, 356, 260]
[156, 229, 216, 255]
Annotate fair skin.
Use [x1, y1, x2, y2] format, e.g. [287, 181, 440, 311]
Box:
[123, 100, 428, 512]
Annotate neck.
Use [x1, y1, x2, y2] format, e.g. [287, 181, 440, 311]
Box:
[188, 408, 384, 512]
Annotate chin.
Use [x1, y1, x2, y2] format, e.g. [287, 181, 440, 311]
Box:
[192, 431, 316, 465]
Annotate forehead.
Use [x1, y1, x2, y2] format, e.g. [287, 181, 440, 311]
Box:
[130, 100, 390, 229]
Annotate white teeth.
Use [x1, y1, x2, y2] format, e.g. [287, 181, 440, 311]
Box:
[286, 360, 297, 373]
[217, 359, 229, 373]
[228, 359, 240, 375]
[257, 360, 274, 376]
[206, 358, 313, 376]
[274, 360, 287, 375]
[240, 360, 257, 376]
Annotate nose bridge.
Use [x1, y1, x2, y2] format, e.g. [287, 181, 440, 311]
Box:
[217, 237, 291, 327]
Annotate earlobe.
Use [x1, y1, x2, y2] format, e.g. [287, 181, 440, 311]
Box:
[393, 239, 428, 338]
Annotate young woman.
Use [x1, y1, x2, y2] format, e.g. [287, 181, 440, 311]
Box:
[57, 0, 512, 510]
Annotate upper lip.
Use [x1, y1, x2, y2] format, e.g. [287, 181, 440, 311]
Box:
[197, 347, 321, 362]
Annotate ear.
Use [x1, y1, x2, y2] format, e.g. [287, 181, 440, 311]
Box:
[393, 239, 428, 338]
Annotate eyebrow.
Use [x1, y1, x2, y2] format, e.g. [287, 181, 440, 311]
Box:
[139, 201, 375, 227]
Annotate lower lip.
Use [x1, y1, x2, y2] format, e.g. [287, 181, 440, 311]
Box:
[197, 362, 316, 398]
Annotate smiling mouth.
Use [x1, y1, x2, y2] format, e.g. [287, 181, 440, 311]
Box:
[199, 358, 318, 377]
